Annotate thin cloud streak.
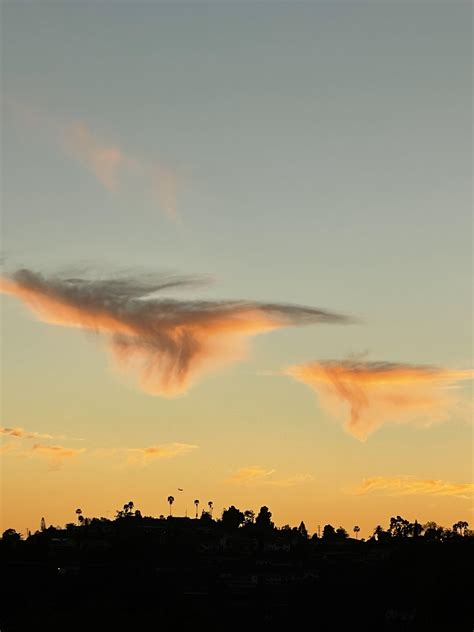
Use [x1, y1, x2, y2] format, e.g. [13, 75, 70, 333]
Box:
[351, 476, 474, 499]
[228, 466, 313, 488]
[286, 360, 474, 440]
[1, 439, 197, 468]
[228, 466, 276, 483]
[126, 443, 198, 465]
[0, 426, 84, 442]
[32, 444, 85, 458]
[0, 269, 351, 396]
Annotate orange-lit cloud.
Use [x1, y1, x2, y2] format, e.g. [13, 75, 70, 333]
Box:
[31, 443, 85, 467]
[228, 466, 276, 483]
[1, 426, 53, 440]
[228, 466, 313, 487]
[126, 443, 198, 465]
[0, 269, 350, 396]
[351, 476, 474, 499]
[286, 360, 473, 440]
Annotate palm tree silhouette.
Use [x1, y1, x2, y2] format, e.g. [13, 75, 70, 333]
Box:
[167, 496, 175, 516]
[208, 501, 213, 516]
[194, 499, 200, 519]
[353, 525, 360, 539]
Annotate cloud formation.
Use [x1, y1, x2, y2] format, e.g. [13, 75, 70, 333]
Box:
[63, 121, 179, 219]
[1, 427, 53, 440]
[32, 443, 85, 467]
[5, 101, 179, 220]
[286, 360, 473, 440]
[351, 476, 474, 499]
[126, 442, 198, 465]
[0, 269, 350, 396]
[228, 466, 313, 488]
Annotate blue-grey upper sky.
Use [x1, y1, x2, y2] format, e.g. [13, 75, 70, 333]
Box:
[2, 0, 472, 367]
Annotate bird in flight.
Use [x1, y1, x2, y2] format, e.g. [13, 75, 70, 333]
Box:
[178, 488, 183, 492]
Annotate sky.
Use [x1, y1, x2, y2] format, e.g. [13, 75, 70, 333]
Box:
[0, 1, 472, 538]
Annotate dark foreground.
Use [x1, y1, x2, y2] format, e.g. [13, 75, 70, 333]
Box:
[1, 518, 472, 631]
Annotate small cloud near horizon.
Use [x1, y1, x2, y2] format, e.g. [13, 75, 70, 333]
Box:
[349, 476, 474, 500]
[227, 466, 313, 488]
[126, 443, 198, 466]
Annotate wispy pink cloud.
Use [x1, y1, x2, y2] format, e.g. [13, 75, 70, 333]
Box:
[63, 121, 179, 219]
[64, 122, 124, 192]
[5, 99, 180, 220]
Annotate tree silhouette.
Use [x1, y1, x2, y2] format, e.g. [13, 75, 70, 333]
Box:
[243, 510, 255, 525]
[413, 520, 422, 538]
[2, 528, 21, 543]
[336, 526, 349, 540]
[298, 521, 308, 539]
[255, 506, 274, 532]
[194, 499, 200, 519]
[208, 501, 213, 516]
[75, 508, 82, 525]
[389, 515, 412, 538]
[453, 520, 469, 536]
[353, 525, 360, 539]
[322, 524, 336, 540]
[373, 525, 391, 543]
[221, 506, 245, 531]
[167, 496, 175, 516]
[40, 517, 46, 532]
[423, 521, 442, 540]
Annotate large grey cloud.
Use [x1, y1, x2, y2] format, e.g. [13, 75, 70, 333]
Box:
[1, 268, 352, 395]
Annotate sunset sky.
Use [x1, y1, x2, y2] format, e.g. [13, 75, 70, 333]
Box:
[1, 1, 472, 539]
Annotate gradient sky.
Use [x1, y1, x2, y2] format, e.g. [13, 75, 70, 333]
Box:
[1, 1, 472, 538]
